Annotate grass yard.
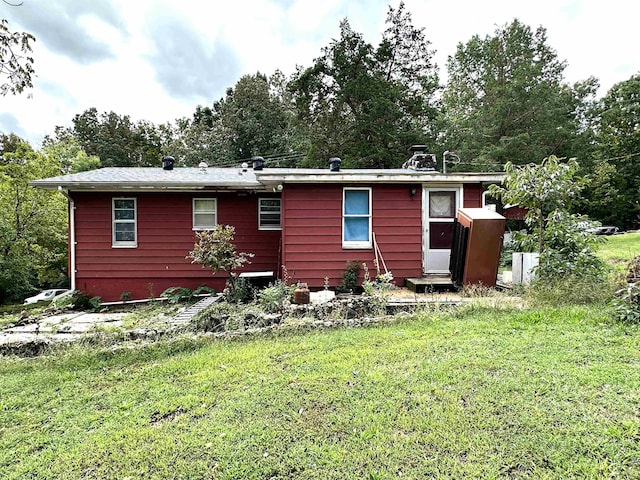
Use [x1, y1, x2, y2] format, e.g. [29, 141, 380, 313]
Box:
[1, 305, 639, 479]
[597, 231, 640, 268]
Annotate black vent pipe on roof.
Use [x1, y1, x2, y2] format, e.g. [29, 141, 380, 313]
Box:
[162, 156, 175, 170]
[329, 157, 341, 172]
[252, 156, 265, 171]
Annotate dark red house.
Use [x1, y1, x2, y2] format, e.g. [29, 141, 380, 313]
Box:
[32, 160, 503, 301]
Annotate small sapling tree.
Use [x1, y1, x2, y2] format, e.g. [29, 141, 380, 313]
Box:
[187, 225, 254, 292]
[488, 155, 604, 278]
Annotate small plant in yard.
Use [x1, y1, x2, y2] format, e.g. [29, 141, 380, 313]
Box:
[612, 282, 640, 323]
[120, 291, 132, 302]
[336, 261, 361, 293]
[187, 224, 254, 287]
[71, 290, 102, 311]
[223, 276, 253, 304]
[161, 287, 194, 303]
[362, 262, 394, 296]
[258, 280, 294, 313]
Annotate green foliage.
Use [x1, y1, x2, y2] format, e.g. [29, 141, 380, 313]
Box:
[160, 287, 193, 303]
[193, 285, 216, 296]
[586, 73, 640, 229]
[187, 225, 254, 278]
[361, 262, 394, 296]
[0, 19, 35, 96]
[223, 276, 254, 304]
[490, 155, 604, 279]
[442, 19, 596, 169]
[0, 141, 68, 304]
[535, 210, 605, 278]
[336, 261, 362, 293]
[41, 136, 100, 173]
[71, 291, 101, 311]
[159, 286, 215, 304]
[257, 280, 294, 313]
[212, 72, 297, 160]
[612, 283, 640, 323]
[51, 108, 163, 167]
[290, 3, 439, 167]
[526, 276, 615, 306]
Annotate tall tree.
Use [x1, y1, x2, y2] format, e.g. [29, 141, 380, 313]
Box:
[442, 19, 595, 170]
[290, 2, 439, 167]
[212, 71, 297, 161]
[41, 136, 100, 173]
[583, 73, 640, 228]
[0, 18, 34, 96]
[0, 141, 67, 304]
[160, 115, 233, 167]
[54, 108, 164, 167]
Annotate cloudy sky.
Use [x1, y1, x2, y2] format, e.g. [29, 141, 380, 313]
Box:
[2, 0, 637, 148]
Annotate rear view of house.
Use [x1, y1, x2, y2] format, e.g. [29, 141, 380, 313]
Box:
[32, 150, 503, 301]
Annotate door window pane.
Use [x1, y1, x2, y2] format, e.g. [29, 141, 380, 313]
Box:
[429, 222, 455, 249]
[429, 191, 455, 218]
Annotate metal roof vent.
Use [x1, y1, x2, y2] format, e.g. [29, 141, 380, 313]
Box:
[162, 156, 175, 170]
[252, 156, 264, 171]
[402, 145, 437, 171]
[198, 161, 208, 172]
[329, 157, 341, 172]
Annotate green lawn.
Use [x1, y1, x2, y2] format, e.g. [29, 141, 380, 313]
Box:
[597, 232, 640, 267]
[1, 305, 638, 479]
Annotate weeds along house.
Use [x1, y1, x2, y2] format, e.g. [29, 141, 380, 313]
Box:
[31, 150, 504, 301]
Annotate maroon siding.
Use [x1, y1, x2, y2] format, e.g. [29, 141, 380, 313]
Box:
[282, 184, 422, 288]
[72, 192, 280, 301]
[463, 183, 483, 208]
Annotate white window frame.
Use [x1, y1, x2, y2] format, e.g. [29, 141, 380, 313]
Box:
[342, 187, 372, 249]
[258, 198, 282, 231]
[112, 197, 137, 248]
[192, 198, 217, 230]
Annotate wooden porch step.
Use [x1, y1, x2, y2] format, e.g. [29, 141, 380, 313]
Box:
[406, 275, 454, 293]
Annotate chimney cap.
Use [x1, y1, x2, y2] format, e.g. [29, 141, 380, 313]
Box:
[329, 157, 342, 172]
[252, 156, 265, 171]
[161, 156, 175, 170]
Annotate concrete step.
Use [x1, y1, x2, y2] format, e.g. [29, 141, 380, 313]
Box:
[406, 275, 454, 293]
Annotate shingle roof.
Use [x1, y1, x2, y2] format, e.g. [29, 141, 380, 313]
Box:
[30, 167, 262, 190]
[31, 166, 504, 191]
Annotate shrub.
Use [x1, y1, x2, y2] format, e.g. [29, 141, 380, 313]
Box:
[71, 291, 102, 311]
[161, 287, 194, 303]
[187, 225, 254, 293]
[337, 261, 361, 294]
[224, 276, 253, 304]
[362, 262, 394, 296]
[258, 280, 294, 313]
[193, 285, 216, 296]
[612, 283, 640, 323]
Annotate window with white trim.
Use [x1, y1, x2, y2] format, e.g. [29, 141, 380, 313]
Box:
[112, 198, 137, 247]
[258, 198, 282, 230]
[193, 198, 217, 230]
[343, 187, 372, 248]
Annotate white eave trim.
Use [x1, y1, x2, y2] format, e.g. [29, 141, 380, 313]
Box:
[29, 182, 266, 191]
[255, 172, 505, 184]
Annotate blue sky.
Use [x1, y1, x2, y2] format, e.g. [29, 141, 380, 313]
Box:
[2, 0, 638, 147]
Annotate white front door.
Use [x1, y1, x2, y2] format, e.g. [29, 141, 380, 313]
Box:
[423, 186, 462, 274]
